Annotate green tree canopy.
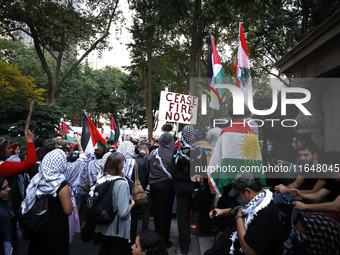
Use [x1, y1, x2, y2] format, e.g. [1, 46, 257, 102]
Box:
[0, 0, 120, 106]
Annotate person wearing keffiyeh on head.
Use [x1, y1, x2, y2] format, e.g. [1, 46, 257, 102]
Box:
[147, 132, 175, 248]
[117, 141, 141, 243]
[21, 149, 73, 255]
[117, 141, 136, 180]
[172, 126, 206, 255]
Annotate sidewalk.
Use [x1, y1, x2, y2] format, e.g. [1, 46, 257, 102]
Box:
[17, 217, 216, 255]
[167, 218, 215, 255]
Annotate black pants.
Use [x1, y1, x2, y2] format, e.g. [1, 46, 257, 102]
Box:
[150, 179, 174, 245]
[98, 235, 130, 255]
[175, 180, 195, 253]
[130, 194, 151, 243]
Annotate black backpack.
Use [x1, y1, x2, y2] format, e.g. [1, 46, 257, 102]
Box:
[81, 176, 124, 242]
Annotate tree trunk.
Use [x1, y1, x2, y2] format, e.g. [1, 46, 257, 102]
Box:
[146, 41, 154, 141]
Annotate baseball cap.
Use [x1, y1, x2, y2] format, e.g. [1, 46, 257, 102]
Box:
[228, 172, 256, 197]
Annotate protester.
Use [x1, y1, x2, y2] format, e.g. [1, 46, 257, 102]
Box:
[148, 139, 158, 154]
[27, 139, 57, 179]
[292, 212, 340, 254]
[290, 151, 340, 222]
[7, 144, 20, 163]
[131, 143, 150, 242]
[0, 176, 14, 255]
[117, 141, 136, 180]
[95, 152, 135, 255]
[53, 134, 63, 146]
[131, 230, 168, 255]
[208, 173, 283, 255]
[147, 132, 175, 248]
[0, 130, 36, 181]
[88, 146, 107, 187]
[274, 143, 326, 250]
[172, 126, 205, 254]
[21, 149, 73, 255]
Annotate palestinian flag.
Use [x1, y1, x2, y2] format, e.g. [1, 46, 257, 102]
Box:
[110, 115, 115, 141]
[233, 23, 252, 107]
[207, 34, 227, 110]
[114, 119, 120, 142]
[58, 124, 63, 136]
[81, 110, 108, 155]
[208, 123, 266, 197]
[60, 122, 77, 148]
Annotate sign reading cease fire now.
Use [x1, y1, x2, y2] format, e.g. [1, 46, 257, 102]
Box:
[158, 91, 198, 124]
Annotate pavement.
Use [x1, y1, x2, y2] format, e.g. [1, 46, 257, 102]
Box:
[17, 217, 216, 255]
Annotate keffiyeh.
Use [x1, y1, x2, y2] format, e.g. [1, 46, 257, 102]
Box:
[174, 126, 194, 163]
[117, 141, 135, 178]
[174, 126, 203, 165]
[21, 149, 67, 214]
[230, 189, 273, 254]
[296, 212, 340, 255]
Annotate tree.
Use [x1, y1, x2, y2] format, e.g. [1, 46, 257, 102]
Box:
[57, 63, 146, 129]
[0, 38, 51, 91]
[0, 60, 45, 105]
[0, 0, 120, 106]
[128, 0, 189, 139]
[0, 100, 64, 141]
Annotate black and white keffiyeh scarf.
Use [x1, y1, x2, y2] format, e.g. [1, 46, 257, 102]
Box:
[230, 189, 273, 254]
[297, 212, 340, 254]
[174, 126, 195, 163]
[21, 149, 67, 214]
[117, 141, 135, 178]
[174, 126, 203, 165]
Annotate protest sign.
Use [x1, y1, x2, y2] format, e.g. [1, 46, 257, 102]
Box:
[158, 91, 198, 124]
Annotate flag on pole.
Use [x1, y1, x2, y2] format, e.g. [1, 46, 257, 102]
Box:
[115, 119, 120, 142]
[233, 23, 252, 107]
[207, 34, 227, 110]
[110, 115, 115, 141]
[58, 124, 63, 136]
[208, 123, 266, 197]
[60, 122, 77, 148]
[81, 110, 108, 155]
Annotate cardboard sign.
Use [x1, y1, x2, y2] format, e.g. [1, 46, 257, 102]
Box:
[158, 91, 198, 124]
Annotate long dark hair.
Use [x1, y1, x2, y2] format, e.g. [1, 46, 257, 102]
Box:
[103, 152, 125, 176]
[0, 138, 8, 161]
[139, 230, 168, 255]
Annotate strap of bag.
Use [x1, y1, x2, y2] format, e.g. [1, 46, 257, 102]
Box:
[154, 149, 172, 180]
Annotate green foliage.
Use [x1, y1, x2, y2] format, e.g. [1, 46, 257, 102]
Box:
[0, 38, 52, 94]
[0, 0, 120, 105]
[57, 63, 146, 129]
[0, 60, 45, 105]
[0, 100, 64, 139]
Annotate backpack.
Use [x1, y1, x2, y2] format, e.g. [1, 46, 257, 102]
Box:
[17, 195, 50, 232]
[81, 176, 124, 242]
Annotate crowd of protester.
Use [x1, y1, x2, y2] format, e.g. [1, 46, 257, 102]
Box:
[0, 113, 339, 255]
